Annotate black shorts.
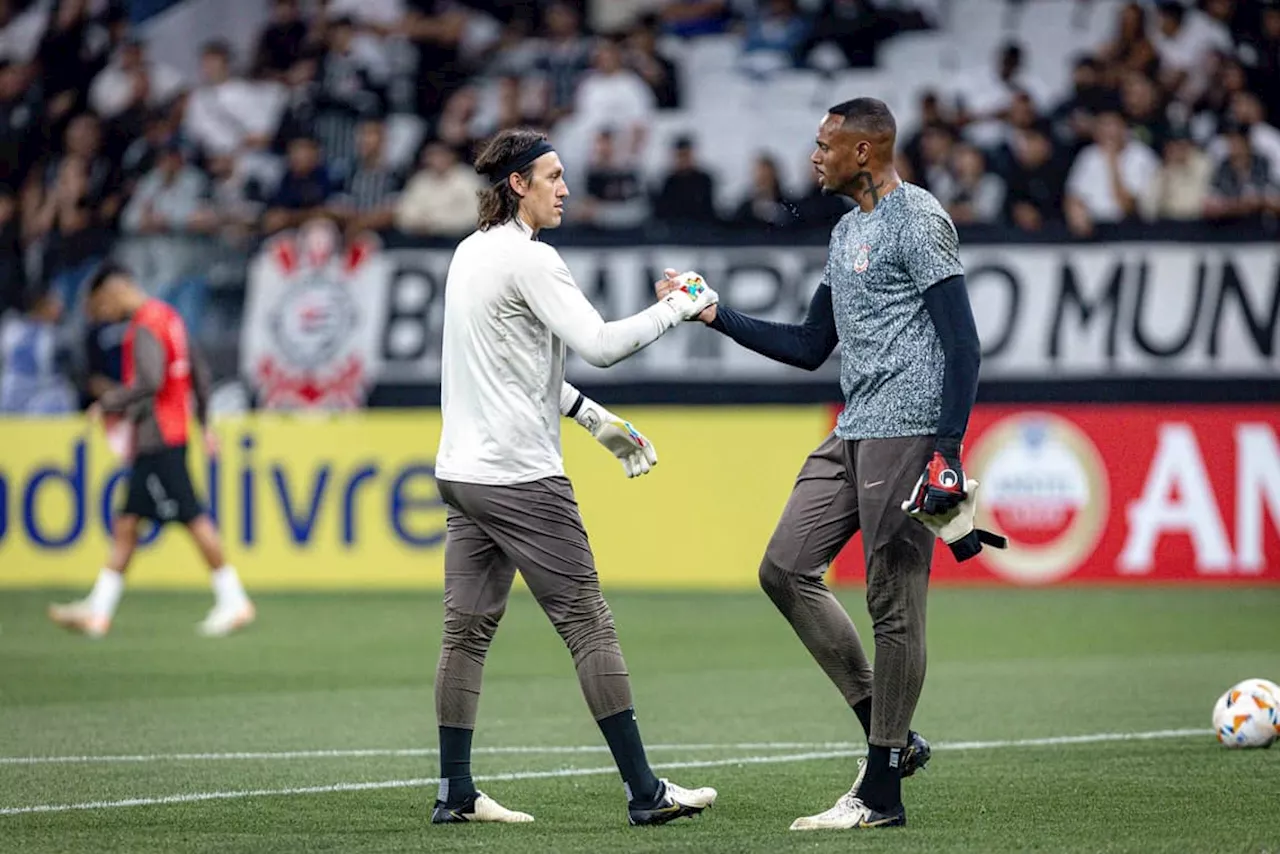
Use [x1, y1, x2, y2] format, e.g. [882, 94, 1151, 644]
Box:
[121, 445, 203, 525]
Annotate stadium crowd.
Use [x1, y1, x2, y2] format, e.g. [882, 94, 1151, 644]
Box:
[1, 0, 1279, 414]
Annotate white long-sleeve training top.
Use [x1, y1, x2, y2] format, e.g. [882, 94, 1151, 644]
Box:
[435, 218, 681, 485]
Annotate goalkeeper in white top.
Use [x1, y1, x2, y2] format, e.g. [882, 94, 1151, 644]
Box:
[431, 127, 719, 828]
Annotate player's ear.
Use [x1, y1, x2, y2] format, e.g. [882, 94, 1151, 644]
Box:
[507, 172, 526, 198]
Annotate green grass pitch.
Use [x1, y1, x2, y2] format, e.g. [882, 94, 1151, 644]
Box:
[1, 586, 1279, 853]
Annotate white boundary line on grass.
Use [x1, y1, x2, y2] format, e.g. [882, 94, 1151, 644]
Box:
[0, 728, 1207, 817]
[0, 728, 1208, 766]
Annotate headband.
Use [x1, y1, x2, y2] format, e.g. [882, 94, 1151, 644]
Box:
[482, 139, 557, 186]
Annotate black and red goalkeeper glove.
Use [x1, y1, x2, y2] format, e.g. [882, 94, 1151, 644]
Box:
[906, 438, 967, 516]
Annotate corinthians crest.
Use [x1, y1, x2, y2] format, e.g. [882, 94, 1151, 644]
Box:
[243, 220, 390, 409]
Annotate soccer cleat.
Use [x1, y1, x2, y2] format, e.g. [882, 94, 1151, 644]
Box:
[196, 601, 256, 637]
[628, 778, 717, 826]
[901, 730, 932, 778]
[789, 792, 906, 831]
[47, 600, 110, 638]
[431, 792, 534, 824]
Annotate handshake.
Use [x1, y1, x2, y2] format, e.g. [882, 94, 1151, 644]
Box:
[655, 268, 719, 323]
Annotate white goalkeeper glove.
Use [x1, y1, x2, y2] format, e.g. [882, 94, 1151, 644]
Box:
[660, 271, 719, 321]
[568, 395, 658, 478]
[901, 478, 1007, 562]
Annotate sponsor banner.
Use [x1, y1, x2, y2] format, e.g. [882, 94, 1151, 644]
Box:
[241, 221, 391, 409]
[831, 405, 1280, 585]
[0, 407, 831, 590]
[330, 242, 1280, 384]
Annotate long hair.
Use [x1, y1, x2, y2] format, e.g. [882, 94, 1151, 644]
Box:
[474, 128, 549, 231]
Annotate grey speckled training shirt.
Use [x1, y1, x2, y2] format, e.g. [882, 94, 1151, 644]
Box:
[827, 181, 964, 440]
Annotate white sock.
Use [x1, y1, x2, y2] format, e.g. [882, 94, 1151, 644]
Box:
[86, 568, 125, 619]
[210, 565, 249, 610]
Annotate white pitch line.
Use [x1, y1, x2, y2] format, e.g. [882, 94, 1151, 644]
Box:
[0, 743, 843, 766]
[0, 728, 1209, 817]
[0, 729, 1210, 767]
[0, 750, 851, 817]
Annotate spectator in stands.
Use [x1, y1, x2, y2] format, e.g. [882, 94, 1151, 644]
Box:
[121, 142, 214, 242]
[1097, 3, 1158, 82]
[183, 41, 282, 161]
[0, 290, 75, 415]
[433, 85, 484, 161]
[484, 73, 546, 137]
[660, 0, 731, 38]
[958, 42, 1051, 148]
[263, 136, 333, 234]
[651, 134, 720, 227]
[902, 91, 950, 178]
[1120, 71, 1172, 153]
[328, 118, 404, 237]
[313, 15, 388, 169]
[0, 188, 25, 314]
[933, 143, 1005, 226]
[1002, 126, 1064, 232]
[0, 0, 48, 66]
[535, 2, 590, 125]
[120, 107, 178, 194]
[626, 13, 679, 110]
[1140, 129, 1212, 221]
[1246, 2, 1280, 123]
[0, 58, 37, 192]
[739, 0, 810, 77]
[803, 0, 903, 69]
[254, 0, 310, 81]
[37, 0, 116, 132]
[730, 153, 795, 230]
[1050, 56, 1115, 154]
[273, 55, 321, 155]
[401, 0, 468, 120]
[1216, 91, 1280, 184]
[1064, 110, 1159, 236]
[394, 139, 482, 236]
[574, 36, 655, 157]
[24, 114, 119, 308]
[577, 128, 648, 230]
[1190, 52, 1251, 141]
[1151, 0, 1232, 99]
[914, 123, 954, 194]
[89, 35, 183, 123]
[1205, 126, 1279, 222]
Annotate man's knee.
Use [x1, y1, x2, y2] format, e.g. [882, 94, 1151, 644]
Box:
[550, 588, 619, 661]
[758, 552, 793, 603]
[441, 607, 504, 661]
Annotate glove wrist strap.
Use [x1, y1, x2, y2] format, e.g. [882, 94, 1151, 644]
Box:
[935, 436, 962, 458]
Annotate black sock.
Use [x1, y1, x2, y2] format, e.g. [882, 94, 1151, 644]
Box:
[859, 744, 903, 812]
[853, 697, 873, 738]
[438, 726, 477, 806]
[597, 708, 660, 804]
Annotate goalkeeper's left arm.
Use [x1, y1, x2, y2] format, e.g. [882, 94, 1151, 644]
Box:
[560, 383, 657, 478]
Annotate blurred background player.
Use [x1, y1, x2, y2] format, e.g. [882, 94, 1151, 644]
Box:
[431, 127, 718, 826]
[47, 263, 253, 639]
[663, 97, 985, 831]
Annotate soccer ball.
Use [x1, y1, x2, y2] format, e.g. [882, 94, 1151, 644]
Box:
[1212, 679, 1280, 748]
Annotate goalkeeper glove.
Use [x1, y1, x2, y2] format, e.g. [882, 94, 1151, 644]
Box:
[902, 478, 1007, 562]
[660, 271, 719, 321]
[569, 396, 658, 478]
[904, 437, 967, 516]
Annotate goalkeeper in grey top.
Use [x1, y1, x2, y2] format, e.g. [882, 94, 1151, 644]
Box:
[432, 128, 719, 829]
[664, 98, 989, 831]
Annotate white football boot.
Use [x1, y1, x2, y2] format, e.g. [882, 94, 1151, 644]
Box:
[790, 760, 906, 830]
[196, 600, 256, 637]
[48, 600, 110, 638]
[628, 778, 718, 825]
[431, 792, 534, 823]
